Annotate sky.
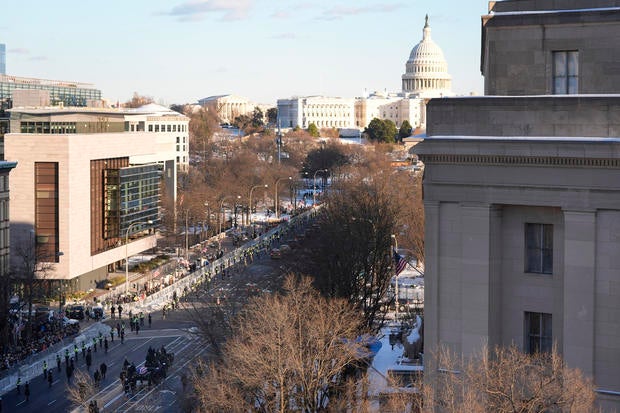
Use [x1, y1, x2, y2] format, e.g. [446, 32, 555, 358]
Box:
[2, 0, 491, 106]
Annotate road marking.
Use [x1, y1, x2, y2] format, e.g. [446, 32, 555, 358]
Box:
[130, 337, 153, 352]
[16, 400, 25, 406]
[53, 379, 60, 385]
[48, 399, 57, 405]
[104, 391, 125, 408]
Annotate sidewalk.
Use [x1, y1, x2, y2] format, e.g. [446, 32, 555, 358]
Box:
[0, 321, 110, 395]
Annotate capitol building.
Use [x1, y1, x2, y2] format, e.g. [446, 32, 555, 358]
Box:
[278, 16, 453, 132]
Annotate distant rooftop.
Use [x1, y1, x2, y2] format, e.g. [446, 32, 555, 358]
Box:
[0, 73, 97, 89]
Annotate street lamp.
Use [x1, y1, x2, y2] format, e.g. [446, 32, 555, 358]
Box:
[313, 169, 328, 206]
[249, 184, 268, 237]
[218, 195, 241, 240]
[274, 176, 292, 219]
[125, 220, 153, 295]
[56, 251, 64, 313]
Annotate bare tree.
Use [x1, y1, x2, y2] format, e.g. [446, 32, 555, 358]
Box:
[414, 344, 596, 413]
[310, 179, 400, 332]
[66, 369, 96, 409]
[124, 92, 154, 108]
[11, 236, 57, 342]
[191, 275, 369, 412]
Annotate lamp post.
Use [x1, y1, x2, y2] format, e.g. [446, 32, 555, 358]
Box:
[249, 184, 268, 237]
[125, 220, 153, 295]
[313, 169, 328, 206]
[218, 195, 241, 244]
[274, 176, 292, 219]
[203, 202, 209, 241]
[56, 251, 64, 313]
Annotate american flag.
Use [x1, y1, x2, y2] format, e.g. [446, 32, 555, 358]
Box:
[393, 250, 407, 275]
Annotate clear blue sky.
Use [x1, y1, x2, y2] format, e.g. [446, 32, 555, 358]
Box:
[2, 0, 490, 106]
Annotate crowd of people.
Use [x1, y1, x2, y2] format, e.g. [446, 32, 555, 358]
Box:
[1, 315, 81, 372]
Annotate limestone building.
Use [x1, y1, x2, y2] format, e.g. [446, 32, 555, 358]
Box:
[277, 96, 355, 129]
[198, 94, 257, 125]
[5, 106, 179, 291]
[416, 1, 620, 410]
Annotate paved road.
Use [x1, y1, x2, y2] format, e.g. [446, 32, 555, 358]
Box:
[2, 218, 312, 412]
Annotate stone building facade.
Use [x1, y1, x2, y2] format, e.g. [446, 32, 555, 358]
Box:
[416, 1, 620, 410]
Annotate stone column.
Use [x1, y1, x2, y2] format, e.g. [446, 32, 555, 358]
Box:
[423, 201, 440, 357]
[562, 209, 595, 377]
[460, 203, 502, 355]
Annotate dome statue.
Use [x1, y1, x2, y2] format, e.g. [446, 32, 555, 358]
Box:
[402, 15, 452, 97]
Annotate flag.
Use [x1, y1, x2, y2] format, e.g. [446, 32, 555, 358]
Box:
[393, 250, 407, 275]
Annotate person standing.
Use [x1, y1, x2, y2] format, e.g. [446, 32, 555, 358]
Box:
[118, 305, 123, 319]
[43, 360, 48, 380]
[111, 306, 115, 319]
[16, 377, 21, 395]
[56, 354, 61, 372]
[104, 337, 109, 353]
[120, 329, 125, 344]
[86, 350, 92, 370]
[135, 322, 140, 335]
[148, 313, 152, 328]
[24, 382, 30, 402]
[116, 323, 121, 337]
[100, 362, 107, 379]
[48, 370, 53, 388]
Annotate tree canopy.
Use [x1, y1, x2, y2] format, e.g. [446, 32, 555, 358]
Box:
[364, 118, 398, 143]
[398, 119, 413, 141]
[307, 122, 319, 137]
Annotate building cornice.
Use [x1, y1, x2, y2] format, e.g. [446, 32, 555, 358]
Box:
[418, 153, 620, 168]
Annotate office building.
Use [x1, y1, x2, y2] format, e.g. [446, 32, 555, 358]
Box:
[277, 96, 355, 130]
[0, 74, 101, 108]
[5, 106, 179, 291]
[416, 1, 620, 410]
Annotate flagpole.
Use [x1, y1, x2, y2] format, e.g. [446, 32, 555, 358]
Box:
[391, 234, 399, 323]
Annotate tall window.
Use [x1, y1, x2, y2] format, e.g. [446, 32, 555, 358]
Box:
[35, 162, 59, 262]
[553, 51, 578, 94]
[525, 223, 553, 274]
[525, 312, 552, 354]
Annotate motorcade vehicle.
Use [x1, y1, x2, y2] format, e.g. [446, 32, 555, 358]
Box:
[67, 305, 85, 320]
[270, 248, 282, 259]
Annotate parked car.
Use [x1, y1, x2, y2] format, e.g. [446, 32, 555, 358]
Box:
[270, 248, 282, 259]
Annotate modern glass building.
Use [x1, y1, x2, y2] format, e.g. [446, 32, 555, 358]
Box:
[0, 74, 101, 107]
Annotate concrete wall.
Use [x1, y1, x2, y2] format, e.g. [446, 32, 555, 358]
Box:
[483, 7, 620, 95]
[426, 96, 620, 138]
[417, 136, 620, 405]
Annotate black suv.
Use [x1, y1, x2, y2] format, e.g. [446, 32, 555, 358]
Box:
[67, 305, 85, 320]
